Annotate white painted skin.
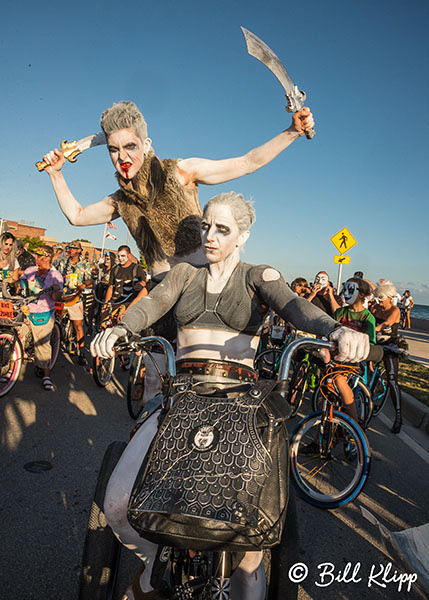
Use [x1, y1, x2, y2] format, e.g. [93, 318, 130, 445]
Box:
[106, 128, 151, 180]
[41, 108, 314, 276]
[91, 204, 260, 368]
[117, 250, 129, 265]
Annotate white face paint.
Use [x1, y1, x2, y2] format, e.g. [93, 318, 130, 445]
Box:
[201, 204, 248, 264]
[315, 272, 329, 289]
[107, 128, 150, 179]
[118, 251, 129, 265]
[341, 281, 360, 305]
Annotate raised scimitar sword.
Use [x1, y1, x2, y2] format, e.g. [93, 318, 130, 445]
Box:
[241, 27, 315, 139]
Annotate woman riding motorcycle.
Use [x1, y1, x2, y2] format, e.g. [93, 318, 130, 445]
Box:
[91, 191, 369, 600]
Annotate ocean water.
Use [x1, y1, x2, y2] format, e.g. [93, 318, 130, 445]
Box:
[412, 304, 429, 320]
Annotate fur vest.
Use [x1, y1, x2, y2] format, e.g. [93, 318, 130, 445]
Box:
[113, 150, 202, 267]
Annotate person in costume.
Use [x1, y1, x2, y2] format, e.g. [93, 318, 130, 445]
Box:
[307, 270, 341, 317]
[0, 232, 20, 293]
[91, 192, 369, 600]
[371, 280, 404, 434]
[332, 277, 382, 422]
[20, 245, 63, 391]
[42, 101, 314, 278]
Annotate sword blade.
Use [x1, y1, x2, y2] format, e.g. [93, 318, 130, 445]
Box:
[76, 131, 106, 152]
[35, 132, 106, 172]
[241, 27, 296, 96]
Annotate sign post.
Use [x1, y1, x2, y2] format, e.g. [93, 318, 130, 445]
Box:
[330, 227, 357, 292]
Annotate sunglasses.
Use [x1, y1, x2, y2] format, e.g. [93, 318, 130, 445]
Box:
[34, 249, 51, 257]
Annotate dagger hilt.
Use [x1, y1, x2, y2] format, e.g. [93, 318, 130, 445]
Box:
[35, 140, 82, 172]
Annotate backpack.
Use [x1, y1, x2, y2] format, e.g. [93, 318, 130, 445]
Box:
[128, 376, 291, 551]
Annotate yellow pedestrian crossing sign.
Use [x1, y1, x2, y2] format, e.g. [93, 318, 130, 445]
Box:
[334, 254, 351, 265]
[330, 227, 357, 254]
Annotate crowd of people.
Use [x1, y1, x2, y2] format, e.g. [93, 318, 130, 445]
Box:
[289, 269, 411, 434]
[0, 231, 148, 389]
[1, 98, 417, 598]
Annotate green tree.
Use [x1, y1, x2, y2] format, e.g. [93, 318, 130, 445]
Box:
[20, 235, 43, 251]
[139, 252, 148, 270]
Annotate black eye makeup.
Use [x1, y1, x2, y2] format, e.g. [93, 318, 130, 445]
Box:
[201, 221, 230, 235]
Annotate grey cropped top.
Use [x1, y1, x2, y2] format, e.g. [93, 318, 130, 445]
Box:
[121, 261, 338, 340]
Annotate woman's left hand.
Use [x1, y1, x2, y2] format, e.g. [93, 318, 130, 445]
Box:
[329, 327, 369, 363]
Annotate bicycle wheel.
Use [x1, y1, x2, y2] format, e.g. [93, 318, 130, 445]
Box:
[312, 382, 339, 412]
[0, 330, 23, 397]
[287, 360, 308, 417]
[352, 379, 373, 429]
[289, 410, 371, 509]
[79, 441, 126, 600]
[371, 364, 389, 416]
[92, 355, 115, 387]
[254, 348, 282, 379]
[126, 353, 145, 419]
[48, 321, 61, 370]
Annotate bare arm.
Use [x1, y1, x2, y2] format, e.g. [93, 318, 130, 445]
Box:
[177, 108, 314, 185]
[43, 149, 118, 226]
[104, 285, 114, 305]
[125, 285, 148, 311]
[374, 306, 401, 330]
[327, 286, 341, 312]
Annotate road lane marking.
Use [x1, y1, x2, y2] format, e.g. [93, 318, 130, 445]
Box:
[378, 413, 429, 464]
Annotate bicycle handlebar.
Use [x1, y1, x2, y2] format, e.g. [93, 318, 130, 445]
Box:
[114, 334, 335, 385]
[114, 335, 176, 375]
[4, 286, 55, 305]
[276, 337, 335, 382]
[92, 291, 134, 306]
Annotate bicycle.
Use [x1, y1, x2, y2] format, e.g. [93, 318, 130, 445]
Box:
[284, 329, 324, 417]
[287, 339, 372, 509]
[311, 361, 374, 429]
[79, 335, 306, 600]
[91, 292, 134, 388]
[358, 360, 389, 417]
[0, 289, 61, 397]
[126, 350, 146, 419]
[56, 301, 78, 355]
[253, 314, 288, 379]
[254, 327, 323, 418]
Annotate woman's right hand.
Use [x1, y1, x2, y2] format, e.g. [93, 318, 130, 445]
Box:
[90, 326, 128, 359]
[43, 148, 66, 173]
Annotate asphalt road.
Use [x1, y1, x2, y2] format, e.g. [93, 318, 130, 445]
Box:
[1, 348, 428, 599]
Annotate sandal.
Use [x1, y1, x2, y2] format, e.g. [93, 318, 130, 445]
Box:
[42, 376, 54, 391]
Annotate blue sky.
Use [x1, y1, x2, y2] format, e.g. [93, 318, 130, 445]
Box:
[2, 0, 428, 302]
